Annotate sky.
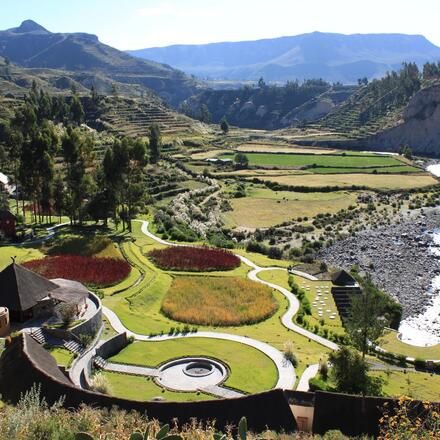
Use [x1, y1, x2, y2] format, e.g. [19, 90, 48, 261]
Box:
[1, 0, 440, 50]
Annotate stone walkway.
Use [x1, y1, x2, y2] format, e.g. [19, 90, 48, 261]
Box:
[200, 385, 244, 398]
[105, 362, 160, 377]
[296, 364, 320, 392]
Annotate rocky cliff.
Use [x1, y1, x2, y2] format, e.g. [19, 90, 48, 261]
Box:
[367, 84, 440, 156]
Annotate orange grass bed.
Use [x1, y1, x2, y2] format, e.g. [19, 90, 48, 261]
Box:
[161, 276, 278, 326]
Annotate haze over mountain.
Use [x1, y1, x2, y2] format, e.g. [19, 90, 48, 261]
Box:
[0, 20, 200, 105]
[128, 32, 440, 84]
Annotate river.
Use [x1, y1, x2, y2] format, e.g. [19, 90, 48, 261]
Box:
[397, 164, 440, 348]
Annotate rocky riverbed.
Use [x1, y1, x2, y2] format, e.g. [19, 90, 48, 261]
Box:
[319, 208, 440, 320]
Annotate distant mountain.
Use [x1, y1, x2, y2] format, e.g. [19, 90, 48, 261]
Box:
[0, 20, 201, 105]
[128, 32, 440, 84]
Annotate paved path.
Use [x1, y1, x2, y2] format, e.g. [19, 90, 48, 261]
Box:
[296, 364, 320, 392]
[201, 385, 244, 398]
[105, 362, 160, 377]
[137, 219, 338, 351]
[102, 306, 296, 390]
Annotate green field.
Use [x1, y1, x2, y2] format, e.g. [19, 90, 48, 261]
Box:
[371, 370, 440, 401]
[103, 371, 215, 402]
[219, 152, 417, 173]
[108, 338, 278, 394]
[49, 347, 75, 368]
[223, 187, 358, 228]
[379, 330, 440, 360]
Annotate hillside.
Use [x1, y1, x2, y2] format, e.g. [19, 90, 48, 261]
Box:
[0, 20, 201, 105]
[182, 81, 355, 130]
[128, 32, 440, 84]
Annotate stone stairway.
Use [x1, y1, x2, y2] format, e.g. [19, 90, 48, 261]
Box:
[29, 328, 51, 345]
[93, 355, 108, 369]
[63, 339, 85, 355]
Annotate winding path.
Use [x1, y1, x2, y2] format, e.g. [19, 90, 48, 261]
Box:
[100, 220, 340, 391]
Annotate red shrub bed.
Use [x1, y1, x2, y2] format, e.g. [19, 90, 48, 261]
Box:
[23, 255, 131, 287]
[148, 246, 241, 272]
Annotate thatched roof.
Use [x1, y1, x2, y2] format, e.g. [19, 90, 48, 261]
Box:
[0, 263, 58, 311]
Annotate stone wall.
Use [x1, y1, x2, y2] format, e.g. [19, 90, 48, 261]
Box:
[96, 332, 128, 359]
[70, 292, 102, 339]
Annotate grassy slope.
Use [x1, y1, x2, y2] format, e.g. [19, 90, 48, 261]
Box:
[103, 371, 216, 402]
[379, 330, 440, 360]
[371, 370, 440, 401]
[108, 338, 278, 394]
[49, 347, 75, 367]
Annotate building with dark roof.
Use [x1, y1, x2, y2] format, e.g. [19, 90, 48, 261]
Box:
[330, 270, 361, 319]
[0, 262, 88, 323]
[0, 210, 16, 238]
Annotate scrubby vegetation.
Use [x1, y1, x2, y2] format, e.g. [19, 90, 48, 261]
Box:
[148, 246, 240, 272]
[161, 277, 278, 326]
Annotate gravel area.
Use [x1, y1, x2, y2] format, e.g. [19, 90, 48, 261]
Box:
[319, 208, 440, 319]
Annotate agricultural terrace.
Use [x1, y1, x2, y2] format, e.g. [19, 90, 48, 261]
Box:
[107, 338, 278, 395]
[253, 173, 438, 190]
[223, 187, 359, 228]
[148, 246, 241, 271]
[23, 255, 131, 287]
[161, 276, 278, 326]
[218, 152, 419, 173]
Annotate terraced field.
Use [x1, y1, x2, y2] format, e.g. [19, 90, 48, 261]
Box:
[219, 152, 416, 173]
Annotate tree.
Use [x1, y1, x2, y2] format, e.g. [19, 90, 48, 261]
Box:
[258, 77, 266, 89]
[329, 347, 383, 396]
[400, 145, 413, 160]
[199, 104, 211, 124]
[234, 152, 249, 169]
[148, 124, 161, 164]
[346, 275, 389, 361]
[69, 95, 85, 126]
[220, 117, 229, 134]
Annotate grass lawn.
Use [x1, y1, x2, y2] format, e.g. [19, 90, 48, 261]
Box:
[0, 246, 44, 270]
[109, 338, 278, 394]
[255, 173, 437, 190]
[103, 221, 328, 383]
[223, 188, 358, 228]
[371, 370, 440, 401]
[49, 347, 75, 368]
[257, 270, 344, 336]
[379, 330, 440, 360]
[219, 152, 409, 170]
[103, 371, 216, 402]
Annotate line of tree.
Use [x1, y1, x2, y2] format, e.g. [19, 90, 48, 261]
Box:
[0, 83, 161, 232]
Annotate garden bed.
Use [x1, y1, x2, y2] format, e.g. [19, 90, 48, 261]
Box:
[23, 255, 131, 287]
[148, 246, 240, 272]
[161, 276, 278, 326]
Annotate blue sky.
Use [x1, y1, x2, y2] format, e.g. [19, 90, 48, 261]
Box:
[1, 0, 440, 50]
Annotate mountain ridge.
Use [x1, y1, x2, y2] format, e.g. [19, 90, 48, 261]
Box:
[128, 32, 440, 83]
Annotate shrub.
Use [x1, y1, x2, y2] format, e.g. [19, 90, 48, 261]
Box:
[283, 341, 298, 367]
[23, 255, 131, 287]
[148, 246, 240, 272]
[90, 373, 112, 395]
[161, 276, 278, 326]
[58, 304, 77, 328]
[414, 357, 427, 370]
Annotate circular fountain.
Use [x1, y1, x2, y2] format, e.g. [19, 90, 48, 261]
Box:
[156, 357, 228, 391]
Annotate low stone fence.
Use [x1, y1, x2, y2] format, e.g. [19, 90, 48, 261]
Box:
[96, 332, 128, 359]
[70, 291, 102, 339]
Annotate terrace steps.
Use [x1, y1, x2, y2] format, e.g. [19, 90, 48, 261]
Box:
[64, 339, 85, 355]
[93, 355, 108, 369]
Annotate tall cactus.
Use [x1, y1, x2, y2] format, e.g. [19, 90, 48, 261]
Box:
[238, 417, 247, 440]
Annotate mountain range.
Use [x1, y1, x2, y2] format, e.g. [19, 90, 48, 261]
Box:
[0, 20, 200, 105]
[128, 32, 440, 84]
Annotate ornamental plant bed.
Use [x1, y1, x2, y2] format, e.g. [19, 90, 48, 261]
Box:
[162, 276, 278, 326]
[23, 255, 131, 287]
[148, 246, 241, 272]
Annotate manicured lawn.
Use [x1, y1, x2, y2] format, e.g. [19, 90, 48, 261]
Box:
[256, 173, 437, 190]
[0, 246, 44, 270]
[371, 370, 440, 401]
[102, 371, 215, 402]
[162, 276, 278, 326]
[223, 188, 358, 228]
[257, 270, 344, 336]
[379, 330, 440, 360]
[49, 347, 75, 368]
[219, 152, 408, 170]
[108, 338, 278, 394]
